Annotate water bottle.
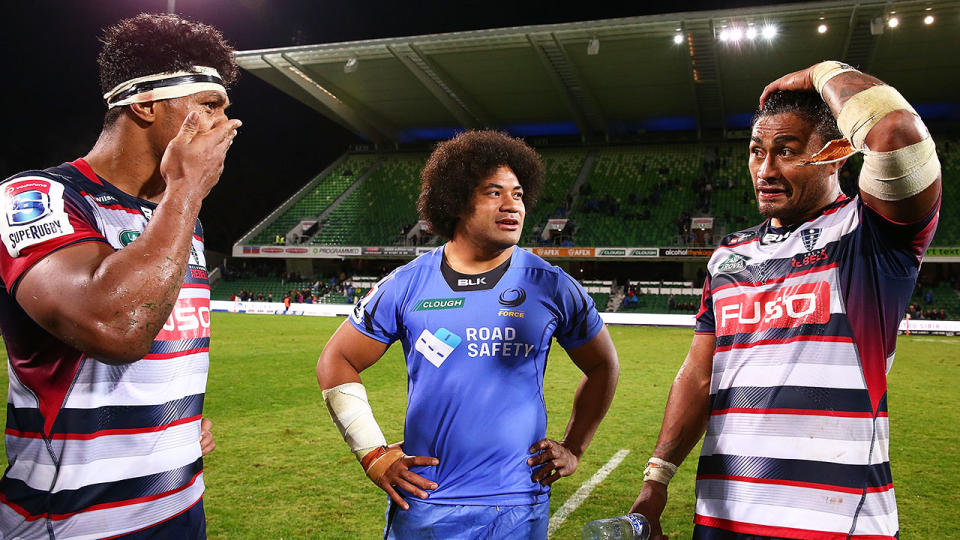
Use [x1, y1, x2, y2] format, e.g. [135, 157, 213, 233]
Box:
[581, 513, 651, 540]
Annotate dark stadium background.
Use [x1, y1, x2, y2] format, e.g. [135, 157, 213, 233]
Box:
[1, 0, 802, 254]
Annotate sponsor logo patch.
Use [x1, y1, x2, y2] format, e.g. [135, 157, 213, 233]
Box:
[1, 178, 75, 257]
[414, 297, 465, 311]
[714, 281, 831, 336]
[415, 328, 462, 367]
[119, 229, 141, 246]
[717, 253, 750, 274]
[497, 309, 525, 318]
[761, 231, 791, 244]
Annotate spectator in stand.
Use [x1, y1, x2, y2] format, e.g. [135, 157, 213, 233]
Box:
[268, 293, 273, 303]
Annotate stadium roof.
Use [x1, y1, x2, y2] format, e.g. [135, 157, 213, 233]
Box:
[236, 0, 960, 144]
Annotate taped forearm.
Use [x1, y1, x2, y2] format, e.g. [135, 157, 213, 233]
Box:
[322, 382, 387, 460]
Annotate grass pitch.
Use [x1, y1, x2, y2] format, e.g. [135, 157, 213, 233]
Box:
[1, 314, 958, 538]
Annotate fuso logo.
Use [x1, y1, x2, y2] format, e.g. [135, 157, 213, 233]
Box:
[158, 297, 211, 339]
[714, 281, 830, 336]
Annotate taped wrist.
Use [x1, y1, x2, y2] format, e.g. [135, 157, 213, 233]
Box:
[322, 382, 387, 461]
[859, 136, 941, 201]
[362, 447, 404, 485]
[811, 61, 858, 94]
[643, 457, 678, 486]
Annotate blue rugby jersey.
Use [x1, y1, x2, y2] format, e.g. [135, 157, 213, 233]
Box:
[0, 159, 209, 538]
[692, 194, 938, 539]
[350, 246, 603, 505]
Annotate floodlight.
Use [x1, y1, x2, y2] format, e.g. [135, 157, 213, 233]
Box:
[730, 27, 743, 41]
[924, 14, 935, 25]
[587, 38, 600, 55]
[817, 24, 828, 34]
[762, 25, 777, 39]
[344, 57, 359, 73]
[673, 33, 684, 44]
[746, 27, 758, 40]
[719, 29, 729, 41]
[888, 16, 899, 28]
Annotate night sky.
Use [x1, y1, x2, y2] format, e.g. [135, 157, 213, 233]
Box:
[1, 0, 801, 253]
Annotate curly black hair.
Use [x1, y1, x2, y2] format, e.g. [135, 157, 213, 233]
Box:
[751, 90, 842, 145]
[98, 13, 239, 125]
[418, 130, 544, 240]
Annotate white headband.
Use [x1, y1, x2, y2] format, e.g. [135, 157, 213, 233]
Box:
[104, 66, 225, 109]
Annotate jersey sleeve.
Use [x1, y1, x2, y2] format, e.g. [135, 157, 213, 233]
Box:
[859, 194, 940, 267]
[553, 272, 604, 350]
[0, 176, 107, 294]
[349, 270, 403, 344]
[694, 274, 715, 334]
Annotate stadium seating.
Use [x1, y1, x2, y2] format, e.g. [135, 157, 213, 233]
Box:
[250, 155, 380, 245]
[244, 135, 958, 249]
[314, 154, 426, 246]
[523, 149, 587, 242]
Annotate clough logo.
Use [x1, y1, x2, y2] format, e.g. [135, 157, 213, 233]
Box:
[498, 288, 526, 307]
[714, 281, 830, 336]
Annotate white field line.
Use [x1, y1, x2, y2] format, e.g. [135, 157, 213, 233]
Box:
[910, 337, 960, 343]
[547, 448, 630, 537]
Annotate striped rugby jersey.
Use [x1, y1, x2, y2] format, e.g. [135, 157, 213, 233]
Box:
[0, 159, 209, 538]
[693, 194, 939, 539]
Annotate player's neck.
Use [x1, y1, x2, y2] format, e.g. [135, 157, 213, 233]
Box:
[83, 124, 166, 202]
[444, 239, 514, 274]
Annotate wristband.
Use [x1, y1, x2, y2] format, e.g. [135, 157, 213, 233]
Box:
[363, 447, 405, 485]
[810, 61, 858, 94]
[643, 457, 678, 486]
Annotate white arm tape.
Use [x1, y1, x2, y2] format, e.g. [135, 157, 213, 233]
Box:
[837, 85, 918, 150]
[859, 136, 941, 201]
[322, 382, 387, 460]
[643, 457, 679, 486]
[811, 61, 859, 94]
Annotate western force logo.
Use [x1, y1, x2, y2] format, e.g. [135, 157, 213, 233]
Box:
[415, 328, 462, 367]
[119, 229, 141, 246]
[415, 297, 465, 311]
[8, 190, 49, 225]
[717, 253, 750, 274]
[498, 288, 526, 308]
[800, 228, 822, 252]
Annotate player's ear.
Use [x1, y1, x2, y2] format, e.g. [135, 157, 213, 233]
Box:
[127, 101, 158, 123]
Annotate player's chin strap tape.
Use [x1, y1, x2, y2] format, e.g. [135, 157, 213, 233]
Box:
[860, 136, 941, 201]
[322, 382, 388, 461]
[104, 66, 225, 109]
[643, 457, 678, 486]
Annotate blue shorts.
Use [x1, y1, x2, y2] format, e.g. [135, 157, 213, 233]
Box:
[384, 498, 550, 540]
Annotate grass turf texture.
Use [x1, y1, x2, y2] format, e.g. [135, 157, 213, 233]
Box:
[1, 314, 958, 538]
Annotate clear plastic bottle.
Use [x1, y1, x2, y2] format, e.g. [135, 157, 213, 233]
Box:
[581, 513, 651, 540]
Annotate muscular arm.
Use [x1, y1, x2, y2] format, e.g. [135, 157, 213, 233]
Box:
[529, 326, 619, 486]
[559, 326, 620, 457]
[760, 65, 941, 224]
[316, 320, 389, 388]
[629, 333, 715, 539]
[15, 112, 240, 364]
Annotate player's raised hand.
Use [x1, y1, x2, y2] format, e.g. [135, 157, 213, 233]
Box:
[366, 442, 439, 511]
[759, 65, 817, 109]
[630, 482, 669, 540]
[528, 438, 579, 486]
[160, 111, 242, 200]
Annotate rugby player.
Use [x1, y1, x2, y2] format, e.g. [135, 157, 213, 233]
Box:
[0, 13, 241, 538]
[317, 130, 620, 538]
[629, 63, 940, 539]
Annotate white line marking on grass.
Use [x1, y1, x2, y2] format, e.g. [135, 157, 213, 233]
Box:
[911, 338, 960, 343]
[547, 448, 630, 538]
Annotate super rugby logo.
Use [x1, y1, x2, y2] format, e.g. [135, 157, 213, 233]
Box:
[714, 281, 830, 336]
[8, 190, 50, 225]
